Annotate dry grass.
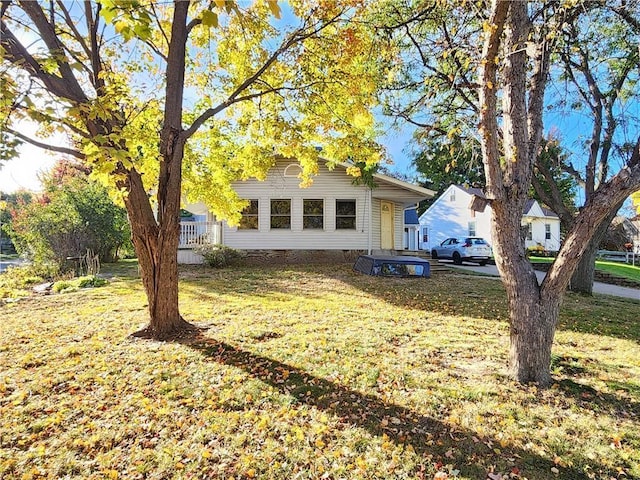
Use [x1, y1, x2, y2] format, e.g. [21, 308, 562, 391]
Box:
[1, 262, 638, 480]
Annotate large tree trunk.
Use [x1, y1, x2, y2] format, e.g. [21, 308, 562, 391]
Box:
[123, 168, 196, 340]
[492, 198, 560, 385]
[508, 289, 559, 385]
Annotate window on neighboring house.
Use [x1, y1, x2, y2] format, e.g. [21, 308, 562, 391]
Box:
[526, 223, 533, 240]
[336, 200, 356, 229]
[270, 199, 291, 229]
[238, 200, 258, 230]
[449, 191, 456, 202]
[468, 221, 476, 236]
[303, 199, 324, 229]
[545, 223, 551, 240]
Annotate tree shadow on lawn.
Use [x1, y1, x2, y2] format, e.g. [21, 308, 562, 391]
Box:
[558, 378, 640, 419]
[181, 333, 608, 480]
[321, 263, 640, 344]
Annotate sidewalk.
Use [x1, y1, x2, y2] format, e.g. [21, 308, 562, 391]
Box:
[447, 262, 640, 301]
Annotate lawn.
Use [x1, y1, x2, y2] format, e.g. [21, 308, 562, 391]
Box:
[1, 262, 639, 480]
[530, 256, 640, 284]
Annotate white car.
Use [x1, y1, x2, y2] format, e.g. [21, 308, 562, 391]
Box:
[431, 237, 492, 266]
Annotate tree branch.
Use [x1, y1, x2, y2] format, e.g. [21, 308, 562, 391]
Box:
[183, 11, 346, 139]
[56, 0, 91, 59]
[5, 127, 85, 159]
[478, 0, 510, 200]
[17, 0, 89, 102]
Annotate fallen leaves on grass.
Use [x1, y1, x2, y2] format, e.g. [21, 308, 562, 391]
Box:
[0, 262, 638, 479]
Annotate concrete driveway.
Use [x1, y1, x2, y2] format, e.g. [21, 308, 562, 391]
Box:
[446, 262, 640, 301]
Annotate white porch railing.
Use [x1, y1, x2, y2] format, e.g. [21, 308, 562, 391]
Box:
[179, 221, 221, 248]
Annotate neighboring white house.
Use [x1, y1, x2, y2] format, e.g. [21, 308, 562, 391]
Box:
[418, 184, 561, 252]
[178, 159, 434, 264]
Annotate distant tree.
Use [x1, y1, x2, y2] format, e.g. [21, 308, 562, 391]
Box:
[11, 160, 131, 269]
[412, 137, 484, 212]
[0, 190, 32, 252]
[412, 135, 576, 214]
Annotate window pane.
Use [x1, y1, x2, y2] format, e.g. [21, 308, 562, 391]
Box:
[271, 216, 291, 229]
[303, 216, 324, 229]
[336, 200, 356, 216]
[271, 200, 291, 215]
[239, 216, 258, 229]
[271, 199, 291, 229]
[336, 217, 356, 229]
[245, 200, 258, 215]
[336, 200, 356, 230]
[303, 199, 323, 230]
[239, 200, 258, 230]
[303, 199, 323, 215]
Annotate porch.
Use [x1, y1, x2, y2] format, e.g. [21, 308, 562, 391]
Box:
[178, 221, 222, 264]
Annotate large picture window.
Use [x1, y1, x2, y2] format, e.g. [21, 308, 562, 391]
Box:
[239, 200, 258, 230]
[303, 199, 324, 229]
[270, 199, 291, 229]
[336, 200, 356, 229]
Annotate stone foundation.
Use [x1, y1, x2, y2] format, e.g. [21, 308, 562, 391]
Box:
[241, 249, 366, 265]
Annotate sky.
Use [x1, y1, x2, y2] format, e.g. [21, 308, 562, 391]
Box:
[0, 122, 60, 193]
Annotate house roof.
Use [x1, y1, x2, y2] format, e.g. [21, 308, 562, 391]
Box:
[331, 161, 435, 207]
[454, 185, 559, 219]
[457, 185, 486, 198]
[371, 170, 436, 197]
[523, 199, 559, 219]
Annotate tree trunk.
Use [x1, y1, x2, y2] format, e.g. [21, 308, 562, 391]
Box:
[492, 198, 560, 384]
[569, 204, 621, 294]
[508, 290, 559, 385]
[123, 167, 196, 340]
[569, 238, 598, 294]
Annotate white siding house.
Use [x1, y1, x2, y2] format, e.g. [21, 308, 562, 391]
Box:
[418, 185, 561, 253]
[179, 159, 433, 264]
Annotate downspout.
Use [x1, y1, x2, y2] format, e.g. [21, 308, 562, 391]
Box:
[367, 187, 372, 255]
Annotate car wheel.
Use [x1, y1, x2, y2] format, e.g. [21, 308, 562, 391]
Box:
[453, 252, 462, 265]
[431, 250, 438, 259]
[479, 260, 487, 266]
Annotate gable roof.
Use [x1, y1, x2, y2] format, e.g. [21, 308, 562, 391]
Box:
[457, 185, 486, 198]
[524, 199, 559, 219]
[331, 161, 434, 198]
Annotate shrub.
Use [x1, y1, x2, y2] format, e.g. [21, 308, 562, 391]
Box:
[193, 244, 244, 268]
[52, 275, 108, 294]
[526, 244, 547, 257]
[10, 170, 132, 272]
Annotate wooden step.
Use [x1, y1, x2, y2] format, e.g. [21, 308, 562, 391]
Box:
[396, 250, 451, 273]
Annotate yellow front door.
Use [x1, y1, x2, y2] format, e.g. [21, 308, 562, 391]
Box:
[380, 201, 394, 250]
